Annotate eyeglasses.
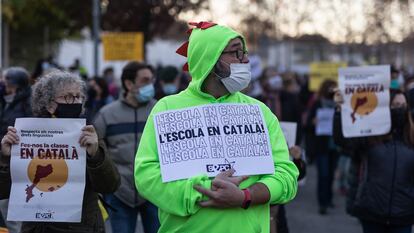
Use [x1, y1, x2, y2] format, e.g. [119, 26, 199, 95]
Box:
[222, 49, 248, 62]
[56, 94, 85, 104]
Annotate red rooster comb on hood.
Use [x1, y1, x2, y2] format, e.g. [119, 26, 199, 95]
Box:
[176, 21, 217, 71]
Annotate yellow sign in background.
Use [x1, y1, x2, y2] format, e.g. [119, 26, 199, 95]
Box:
[102, 32, 144, 61]
[309, 62, 347, 91]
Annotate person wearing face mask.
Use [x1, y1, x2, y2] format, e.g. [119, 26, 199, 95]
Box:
[0, 67, 32, 233]
[390, 65, 401, 90]
[93, 61, 160, 233]
[255, 68, 303, 232]
[134, 22, 298, 233]
[85, 77, 114, 122]
[257, 68, 303, 145]
[155, 66, 182, 100]
[0, 70, 120, 233]
[306, 79, 339, 215]
[333, 89, 414, 233]
[103, 67, 120, 100]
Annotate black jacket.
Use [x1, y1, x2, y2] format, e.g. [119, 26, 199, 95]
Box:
[0, 87, 32, 138]
[333, 111, 414, 225]
[257, 90, 303, 144]
[305, 99, 337, 156]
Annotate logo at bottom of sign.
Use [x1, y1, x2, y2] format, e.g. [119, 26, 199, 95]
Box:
[35, 210, 54, 220]
[206, 159, 236, 173]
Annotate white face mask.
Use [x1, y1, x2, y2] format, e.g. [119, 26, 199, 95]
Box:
[3, 93, 15, 104]
[135, 84, 155, 103]
[216, 62, 252, 94]
[268, 75, 283, 90]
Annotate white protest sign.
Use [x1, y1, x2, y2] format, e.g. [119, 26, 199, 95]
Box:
[279, 122, 297, 148]
[339, 65, 391, 137]
[8, 118, 86, 222]
[154, 104, 275, 182]
[316, 108, 335, 136]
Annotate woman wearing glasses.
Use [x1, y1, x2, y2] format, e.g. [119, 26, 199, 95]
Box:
[0, 70, 120, 233]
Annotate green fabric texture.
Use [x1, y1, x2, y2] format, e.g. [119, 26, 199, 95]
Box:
[134, 24, 298, 233]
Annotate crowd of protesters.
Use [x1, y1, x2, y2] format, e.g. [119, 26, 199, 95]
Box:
[1, 26, 414, 233]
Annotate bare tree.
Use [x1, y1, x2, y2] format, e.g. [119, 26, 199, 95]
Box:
[230, 0, 414, 44]
[102, 0, 209, 42]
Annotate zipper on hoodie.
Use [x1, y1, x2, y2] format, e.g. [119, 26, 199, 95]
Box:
[387, 139, 398, 225]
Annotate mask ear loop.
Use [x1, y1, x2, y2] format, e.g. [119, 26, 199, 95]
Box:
[213, 60, 231, 81]
[212, 63, 224, 80]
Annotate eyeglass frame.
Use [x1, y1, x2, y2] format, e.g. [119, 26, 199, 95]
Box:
[221, 49, 248, 62]
[55, 94, 85, 104]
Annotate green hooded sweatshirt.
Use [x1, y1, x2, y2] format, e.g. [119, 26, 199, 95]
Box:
[134, 24, 298, 233]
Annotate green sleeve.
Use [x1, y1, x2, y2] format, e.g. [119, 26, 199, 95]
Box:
[134, 100, 211, 217]
[256, 105, 299, 205]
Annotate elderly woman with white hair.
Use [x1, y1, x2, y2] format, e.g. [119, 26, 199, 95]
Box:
[0, 70, 120, 233]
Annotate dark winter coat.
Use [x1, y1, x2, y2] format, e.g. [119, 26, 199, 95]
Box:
[333, 111, 414, 226]
[257, 90, 303, 144]
[306, 99, 337, 156]
[0, 87, 32, 138]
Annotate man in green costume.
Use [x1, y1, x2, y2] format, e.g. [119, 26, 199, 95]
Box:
[134, 22, 298, 233]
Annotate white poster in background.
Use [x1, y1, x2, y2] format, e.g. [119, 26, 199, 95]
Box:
[339, 65, 391, 138]
[154, 104, 275, 182]
[8, 118, 86, 222]
[316, 108, 335, 136]
[279, 122, 297, 147]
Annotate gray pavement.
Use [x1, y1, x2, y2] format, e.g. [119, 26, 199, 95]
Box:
[286, 164, 362, 233]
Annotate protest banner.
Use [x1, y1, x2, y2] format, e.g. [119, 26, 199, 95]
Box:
[316, 108, 335, 136]
[339, 65, 391, 137]
[309, 62, 347, 92]
[101, 32, 144, 61]
[8, 118, 86, 222]
[154, 104, 275, 182]
[279, 122, 297, 148]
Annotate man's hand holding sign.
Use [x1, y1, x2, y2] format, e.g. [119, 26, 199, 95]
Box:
[153, 103, 276, 209]
[134, 23, 299, 233]
[194, 169, 274, 209]
[194, 169, 248, 208]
